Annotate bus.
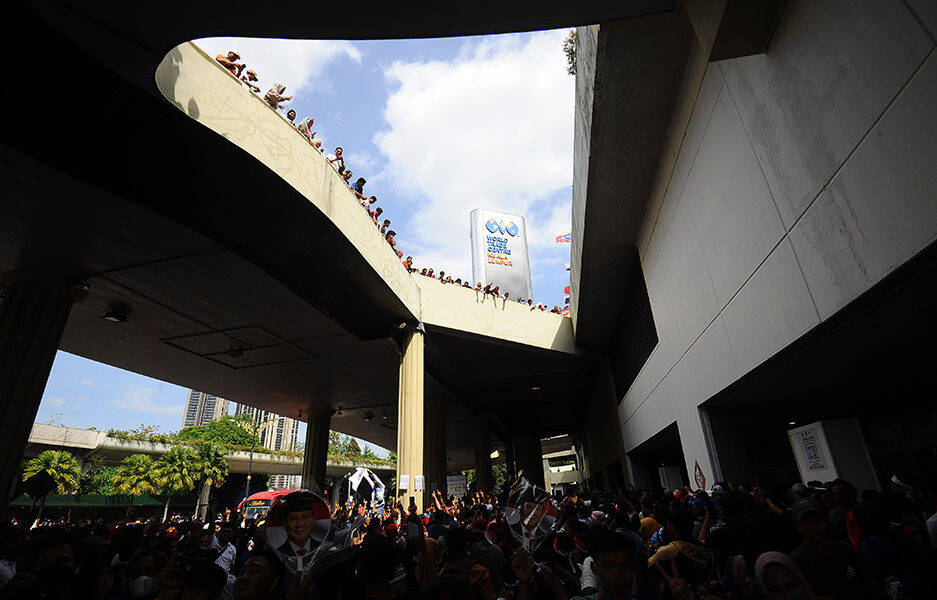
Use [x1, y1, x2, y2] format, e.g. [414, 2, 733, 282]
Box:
[237, 489, 300, 521]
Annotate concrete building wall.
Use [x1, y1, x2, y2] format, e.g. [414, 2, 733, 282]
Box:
[618, 0, 937, 482]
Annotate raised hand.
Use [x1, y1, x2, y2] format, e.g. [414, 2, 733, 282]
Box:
[654, 559, 695, 600]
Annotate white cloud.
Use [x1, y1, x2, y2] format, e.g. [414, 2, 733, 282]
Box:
[80, 378, 97, 387]
[194, 37, 361, 96]
[373, 31, 573, 283]
[113, 385, 183, 416]
[49, 397, 65, 408]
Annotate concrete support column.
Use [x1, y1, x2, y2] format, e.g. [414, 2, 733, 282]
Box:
[331, 476, 343, 509]
[396, 328, 425, 509]
[302, 408, 332, 492]
[474, 413, 493, 492]
[515, 432, 545, 488]
[423, 396, 447, 495]
[0, 277, 75, 516]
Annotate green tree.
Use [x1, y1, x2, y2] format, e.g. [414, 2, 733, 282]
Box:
[345, 438, 361, 458]
[22, 450, 81, 522]
[80, 464, 117, 495]
[328, 430, 344, 456]
[493, 463, 507, 494]
[193, 442, 229, 519]
[563, 29, 577, 75]
[361, 444, 378, 461]
[23, 450, 81, 494]
[177, 414, 256, 446]
[112, 454, 158, 515]
[155, 446, 198, 522]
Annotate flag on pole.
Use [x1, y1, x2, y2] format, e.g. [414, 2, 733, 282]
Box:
[555, 233, 572, 243]
[563, 285, 571, 295]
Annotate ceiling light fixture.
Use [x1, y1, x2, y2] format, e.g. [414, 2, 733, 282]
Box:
[381, 411, 389, 420]
[363, 411, 375, 422]
[788, 421, 796, 426]
[530, 386, 541, 391]
[336, 406, 343, 416]
[103, 310, 127, 323]
[103, 302, 131, 323]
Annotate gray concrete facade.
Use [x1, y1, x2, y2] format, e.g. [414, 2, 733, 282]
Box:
[583, 0, 937, 486]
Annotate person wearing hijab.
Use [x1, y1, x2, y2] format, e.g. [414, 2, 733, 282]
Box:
[754, 552, 815, 600]
[296, 116, 315, 142]
[263, 82, 292, 109]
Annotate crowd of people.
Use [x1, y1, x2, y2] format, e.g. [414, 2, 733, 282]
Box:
[3, 470, 936, 600]
[400, 257, 569, 315]
[213, 50, 568, 317]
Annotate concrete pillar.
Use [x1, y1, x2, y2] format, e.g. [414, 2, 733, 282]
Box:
[396, 328, 425, 510]
[302, 408, 332, 492]
[474, 413, 493, 492]
[0, 276, 76, 516]
[515, 433, 545, 488]
[423, 396, 447, 495]
[331, 476, 343, 509]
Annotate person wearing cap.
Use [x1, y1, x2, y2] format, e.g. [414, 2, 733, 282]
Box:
[278, 495, 315, 560]
[789, 498, 872, 599]
[215, 51, 245, 77]
[240, 69, 260, 93]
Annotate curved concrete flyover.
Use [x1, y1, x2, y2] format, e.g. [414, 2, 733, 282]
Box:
[0, 0, 625, 508]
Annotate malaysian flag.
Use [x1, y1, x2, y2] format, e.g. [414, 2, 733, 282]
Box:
[555, 233, 572, 243]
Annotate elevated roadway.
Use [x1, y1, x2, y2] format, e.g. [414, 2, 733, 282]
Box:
[25, 424, 395, 478]
[2, 0, 644, 507]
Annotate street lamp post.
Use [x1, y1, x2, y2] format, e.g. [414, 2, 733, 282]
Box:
[242, 417, 277, 503]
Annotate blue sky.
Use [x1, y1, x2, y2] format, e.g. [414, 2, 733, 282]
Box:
[35, 31, 575, 451]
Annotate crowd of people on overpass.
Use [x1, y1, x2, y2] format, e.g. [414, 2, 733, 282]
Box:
[214, 50, 568, 318]
[5, 467, 937, 600]
[400, 257, 569, 315]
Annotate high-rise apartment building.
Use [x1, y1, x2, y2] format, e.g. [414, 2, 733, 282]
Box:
[181, 390, 229, 428]
[234, 403, 301, 489]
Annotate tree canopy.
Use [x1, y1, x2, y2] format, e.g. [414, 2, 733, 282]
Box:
[155, 446, 199, 494]
[176, 414, 256, 446]
[22, 450, 81, 495]
[195, 441, 229, 488]
[111, 454, 158, 499]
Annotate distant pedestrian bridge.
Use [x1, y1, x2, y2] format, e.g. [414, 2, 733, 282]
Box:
[25, 423, 395, 478]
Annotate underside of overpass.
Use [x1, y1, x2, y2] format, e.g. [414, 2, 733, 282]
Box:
[0, 0, 796, 510]
[4, 0, 700, 509]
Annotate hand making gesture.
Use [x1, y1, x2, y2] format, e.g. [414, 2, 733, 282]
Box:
[654, 558, 696, 600]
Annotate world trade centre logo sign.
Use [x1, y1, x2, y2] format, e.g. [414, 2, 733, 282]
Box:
[470, 209, 533, 300]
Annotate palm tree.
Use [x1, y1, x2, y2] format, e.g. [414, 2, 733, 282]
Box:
[154, 446, 198, 522]
[193, 442, 229, 519]
[22, 450, 81, 521]
[112, 455, 158, 516]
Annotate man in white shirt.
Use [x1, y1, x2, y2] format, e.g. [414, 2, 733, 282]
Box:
[213, 523, 237, 573]
[326, 147, 345, 173]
